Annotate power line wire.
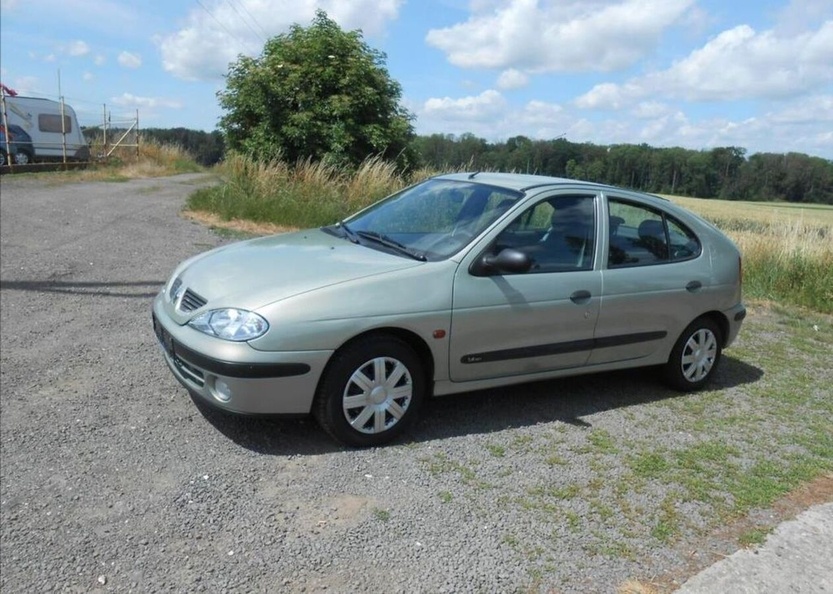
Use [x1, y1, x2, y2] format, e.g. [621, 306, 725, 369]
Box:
[194, 0, 258, 54]
[224, 0, 265, 45]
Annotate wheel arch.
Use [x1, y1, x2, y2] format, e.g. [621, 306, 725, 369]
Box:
[319, 327, 436, 396]
[700, 310, 730, 347]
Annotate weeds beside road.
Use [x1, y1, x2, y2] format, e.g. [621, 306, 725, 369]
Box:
[1, 173, 830, 593]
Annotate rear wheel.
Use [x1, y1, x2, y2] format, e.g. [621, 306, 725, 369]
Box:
[13, 151, 31, 165]
[314, 335, 425, 447]
[0, 150, 6, 166]
[663, 317, 723, 391]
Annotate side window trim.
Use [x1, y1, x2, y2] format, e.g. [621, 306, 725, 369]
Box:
[605, 196, 702, 269]
[472, 192, 599, 275]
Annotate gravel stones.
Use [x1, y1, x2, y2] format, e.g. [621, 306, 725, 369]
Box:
[0, 173, 823, 593]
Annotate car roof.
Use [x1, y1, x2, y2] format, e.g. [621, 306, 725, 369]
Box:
[434, 171, 682, 212]
[434, 171, 593, 192]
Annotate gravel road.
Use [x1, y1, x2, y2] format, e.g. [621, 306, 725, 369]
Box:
[0, 173, 825, 593]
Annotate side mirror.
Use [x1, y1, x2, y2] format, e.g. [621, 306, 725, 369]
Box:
[471, 248, 532, 276]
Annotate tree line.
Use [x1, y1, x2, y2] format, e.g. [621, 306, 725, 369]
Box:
[84, 124, 832, 204]
[412, 134, 833, 204]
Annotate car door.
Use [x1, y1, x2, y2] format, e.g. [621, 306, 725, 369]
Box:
[589, 195, 710, 365]
[449, 192, 602, 382]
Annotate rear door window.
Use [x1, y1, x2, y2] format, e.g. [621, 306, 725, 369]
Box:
[608, 199, 701, 268]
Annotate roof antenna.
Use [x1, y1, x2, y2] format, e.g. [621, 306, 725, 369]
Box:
[468, 171, 480, 179]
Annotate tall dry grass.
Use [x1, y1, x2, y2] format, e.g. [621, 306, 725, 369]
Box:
[188, 153, 415, 229]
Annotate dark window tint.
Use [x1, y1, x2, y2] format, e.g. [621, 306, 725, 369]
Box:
[608, 199, 700, 268]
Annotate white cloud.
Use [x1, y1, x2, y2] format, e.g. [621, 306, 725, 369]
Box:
[576, 19, 833, 107]
[575, 83, 631, 110]
[423, 90, 508, 122]
[496, 69, 529, 90]
[83, 72, 94, 82]
[94, 54, 106, 66]
[159, 0, 403, 81]
[630, 101, 675, 120]
[66, 40, 90, 57]
[117, 51, 142, 69]
[768, 95, 833, 124]
[111, 93, 182, 109]
[425, 0, 695, 73]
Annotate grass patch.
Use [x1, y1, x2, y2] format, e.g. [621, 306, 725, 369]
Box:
[421, 452, 492, 489]
[579, 429, 619, 455]
[486, 443, 507, 458]
[372, 508, 391, 522]
[650, 495, 682, 543]
[738, 527, 772, 548]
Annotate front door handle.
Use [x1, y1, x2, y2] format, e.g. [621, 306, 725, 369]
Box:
[686, 280, 702, 292]
[570, 290, 592, 304]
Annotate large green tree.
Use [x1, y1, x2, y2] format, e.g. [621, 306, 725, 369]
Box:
[218, 10, 415, 169]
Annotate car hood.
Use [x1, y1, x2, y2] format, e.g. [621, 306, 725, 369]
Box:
[171, 228, 424, 317]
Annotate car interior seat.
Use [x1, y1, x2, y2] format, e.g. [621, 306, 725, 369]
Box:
[637, 219, 668, 260]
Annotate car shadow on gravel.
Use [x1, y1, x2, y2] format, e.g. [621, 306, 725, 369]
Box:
[414, 356, 763, 443]
[0, 279, 164, 298]
[191, 355, 763, 455]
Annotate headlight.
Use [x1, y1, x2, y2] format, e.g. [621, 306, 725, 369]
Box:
[188, 309, 269, 341]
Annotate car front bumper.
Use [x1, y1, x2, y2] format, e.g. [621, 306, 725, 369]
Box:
[152, 298, 332, 415]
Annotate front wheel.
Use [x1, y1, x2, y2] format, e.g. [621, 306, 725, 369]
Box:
[13, 151, 31, 165]
[313, 335, 426, 447]
[663, 317, 723, 391]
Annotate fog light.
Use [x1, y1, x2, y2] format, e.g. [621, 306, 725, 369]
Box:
[213, 378, 232, 402]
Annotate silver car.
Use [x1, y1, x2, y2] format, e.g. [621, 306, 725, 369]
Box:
[152, 173, 745, 446]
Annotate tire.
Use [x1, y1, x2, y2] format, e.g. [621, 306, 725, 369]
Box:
[313, 335, 426, 447]
[0, 150, 6, 167]
[663, 316, 723, 391]
[13, 151, 31, 165]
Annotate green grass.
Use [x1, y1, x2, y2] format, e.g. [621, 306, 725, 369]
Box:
[738, 527, 772, 547]
[372, 508, 391, 522]
[486, 443, 507, 458]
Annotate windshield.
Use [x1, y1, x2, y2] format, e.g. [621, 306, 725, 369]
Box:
[334, 179, 522, 261]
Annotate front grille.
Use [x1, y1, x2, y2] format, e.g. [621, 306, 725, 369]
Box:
[179, 288, 207, 312]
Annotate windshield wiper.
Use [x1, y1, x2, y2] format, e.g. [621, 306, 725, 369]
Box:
[356, 231, 427, 261]
[334, 220, 360, 244]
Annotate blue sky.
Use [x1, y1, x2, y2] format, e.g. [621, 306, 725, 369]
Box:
[1, 0, 831, 158]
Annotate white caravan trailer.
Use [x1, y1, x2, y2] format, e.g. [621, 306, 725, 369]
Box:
[0, 95, 90, 162]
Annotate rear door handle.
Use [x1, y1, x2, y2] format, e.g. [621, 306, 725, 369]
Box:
[570, 290, 592, 304]
[686, 281, 702, 292]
